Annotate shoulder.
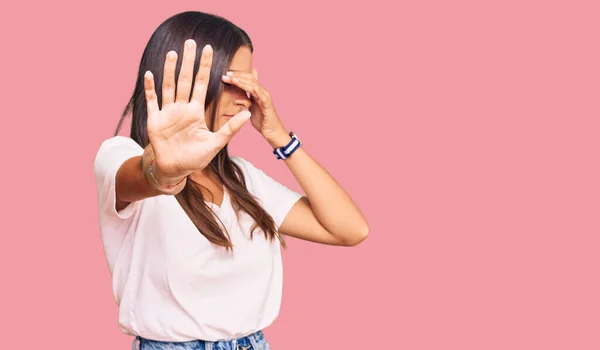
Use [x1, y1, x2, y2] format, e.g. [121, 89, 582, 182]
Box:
[229, 156, 261, 188]
[94, 136, 143, 173]
[229, 156, 270, 183]
[94, 136, 146, 221]
[93, 136, 144, 198]
[229, 156, 256, 172]
[229, 156, 303, 227]
[229, 155, 302, 198]
[95, 136, 143, 158]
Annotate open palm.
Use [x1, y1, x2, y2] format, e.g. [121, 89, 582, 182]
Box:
[144, 40, 251, 180]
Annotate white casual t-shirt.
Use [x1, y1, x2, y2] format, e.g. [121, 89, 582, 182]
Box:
[93, 136, 303, 342]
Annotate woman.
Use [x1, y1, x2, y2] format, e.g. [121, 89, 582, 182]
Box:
[94, 10, 369, 350]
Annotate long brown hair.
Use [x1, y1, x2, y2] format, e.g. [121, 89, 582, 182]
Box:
[114, 11, 284, 250]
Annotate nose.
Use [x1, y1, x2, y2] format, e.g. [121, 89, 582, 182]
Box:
[234, 89, 252, 109]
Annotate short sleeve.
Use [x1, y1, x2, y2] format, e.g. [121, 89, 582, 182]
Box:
[94, 136, 144, 220]
[231, 157, 304, 228]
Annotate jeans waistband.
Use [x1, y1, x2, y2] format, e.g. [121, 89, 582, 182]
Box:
[132, 330, 266, 350]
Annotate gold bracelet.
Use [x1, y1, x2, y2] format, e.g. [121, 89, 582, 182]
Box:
[142, 151, 186, 194]
[148, 156, 186, 189]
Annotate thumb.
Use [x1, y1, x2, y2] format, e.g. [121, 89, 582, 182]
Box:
[211, 110, 252, 147]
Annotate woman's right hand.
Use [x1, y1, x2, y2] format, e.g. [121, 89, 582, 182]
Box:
[144, 39, 251, 185]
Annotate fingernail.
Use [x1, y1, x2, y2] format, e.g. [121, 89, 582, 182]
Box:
[226, 71, 234, 76]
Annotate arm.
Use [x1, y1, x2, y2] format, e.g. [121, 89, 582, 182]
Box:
[115, 155, 157, 212]
[269, 133, 370, 247]
[114, 146, 187, 211]
[222, 69, 369, 246]
[113, 42, 250, 212]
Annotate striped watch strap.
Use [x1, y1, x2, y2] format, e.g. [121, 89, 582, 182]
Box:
[273, 132, 302, 160]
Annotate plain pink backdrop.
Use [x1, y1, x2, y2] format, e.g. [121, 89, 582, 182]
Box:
[1, 0, 598, 349]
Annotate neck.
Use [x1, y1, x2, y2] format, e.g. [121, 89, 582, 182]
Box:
[189, 167, 213, 180]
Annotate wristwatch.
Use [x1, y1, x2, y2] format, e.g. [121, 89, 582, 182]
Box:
[273, 131, 302, 160]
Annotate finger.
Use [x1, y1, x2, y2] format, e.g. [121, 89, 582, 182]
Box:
[176, 39, 197, 103]
[224, 71, 267, 105]
[210, 111, 252, 147]
[222, 74, 256, 95]
[191, 45, 213, 106]
[254, 84, 272, 109]
[222, 71, 259, 97]
[223, 75, 270, 108]
[225, 70, 254, 80]
[144, 71, 160, 116]
[162, 51, 178, 108]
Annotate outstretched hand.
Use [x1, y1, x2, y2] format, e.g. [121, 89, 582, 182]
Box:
[144, 39, 251, 185]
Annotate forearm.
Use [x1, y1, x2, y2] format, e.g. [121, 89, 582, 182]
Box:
[269, 133, 369, 242]
[115, 146, 186, 209]
[116, 156, 162, 205]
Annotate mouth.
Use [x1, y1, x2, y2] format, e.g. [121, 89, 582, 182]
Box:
[223, 109, 249, 119]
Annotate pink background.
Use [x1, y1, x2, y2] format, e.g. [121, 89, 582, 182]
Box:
[1, 0, 599, 349]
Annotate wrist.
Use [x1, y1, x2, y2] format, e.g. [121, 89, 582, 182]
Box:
[265, 129, 292, 148]
[152, 159, 188, 186]
[142, 146, 187, 195]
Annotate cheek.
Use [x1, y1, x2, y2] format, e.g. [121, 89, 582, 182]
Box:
[215, 91, 233, 114]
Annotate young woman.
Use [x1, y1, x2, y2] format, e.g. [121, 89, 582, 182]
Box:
[94, 10, 369, 350]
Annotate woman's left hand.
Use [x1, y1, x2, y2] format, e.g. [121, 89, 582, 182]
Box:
[222, 69, 288, 146]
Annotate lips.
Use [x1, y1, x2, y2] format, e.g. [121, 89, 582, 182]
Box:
[223, 112, 242, 118]
[224, 110, 249, 118]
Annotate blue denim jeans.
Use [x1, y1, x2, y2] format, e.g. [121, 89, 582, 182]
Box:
[133, 331, 271, 350]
